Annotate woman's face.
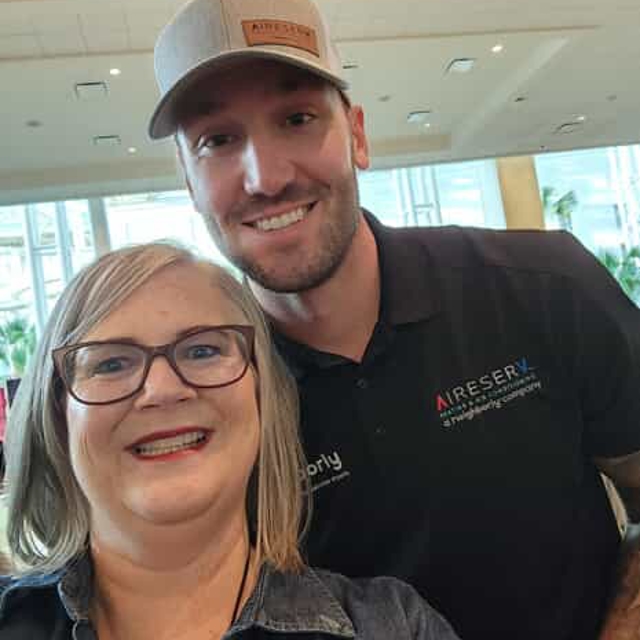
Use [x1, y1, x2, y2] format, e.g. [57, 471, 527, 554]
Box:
[64, 263, 260, 539]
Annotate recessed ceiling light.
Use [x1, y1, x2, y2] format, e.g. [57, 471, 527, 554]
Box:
[423, 122, 431, 129]
[514, 96, 527, 103]
[93, 135, 121, 147]
[575, 115, 586, 122]
[75, 82, 108, 100]
[407, 110, 432, 124]
[492, 44, 504, 54]
[446, 58, 476, 74]
[110, 68, 122, 76]
[555, 122, 582, 135]
[378, 95, 391, 103]
[128, 147, 137, 154]
[26, 119, 42, 128]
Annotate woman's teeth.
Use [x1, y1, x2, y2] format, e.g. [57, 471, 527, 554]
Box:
[254, 206, 306, 231]
[134, 431, 207, 457]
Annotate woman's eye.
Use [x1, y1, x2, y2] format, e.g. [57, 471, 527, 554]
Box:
[186, 345, 221, 360]
[285, 112, 315, 127]
[92, 358, 128, 375]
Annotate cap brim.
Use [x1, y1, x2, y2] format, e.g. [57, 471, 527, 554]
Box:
[148, 48, 348, 140]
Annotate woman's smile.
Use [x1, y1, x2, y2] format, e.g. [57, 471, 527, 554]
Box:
[127, 427, 214, 460]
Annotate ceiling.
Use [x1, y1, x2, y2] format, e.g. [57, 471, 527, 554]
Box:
[1, 0, 640, 205]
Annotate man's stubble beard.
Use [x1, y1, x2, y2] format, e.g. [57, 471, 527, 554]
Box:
[202, 170, 362, 294]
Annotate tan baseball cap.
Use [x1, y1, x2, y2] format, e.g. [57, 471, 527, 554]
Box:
[149, 0, 348, 139]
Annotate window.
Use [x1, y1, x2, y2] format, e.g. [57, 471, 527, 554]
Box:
[535, 146, 640, 253]
[65, 200, 97, 273]
[10, 144, 640, 334]
[0, 207, 30, 320]
[0, 200, 96, 339]
[104, 191, 232, 268]
[535, 144, 640, 304]
[358, 159, 505, 229]
[0, 206, 32, 378]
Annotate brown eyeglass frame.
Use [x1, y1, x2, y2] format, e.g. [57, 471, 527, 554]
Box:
[52, 324, 255, 406]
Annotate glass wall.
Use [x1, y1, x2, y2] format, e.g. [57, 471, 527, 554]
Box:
[359, 159, 505, 229]
[0, 207, 30, 379]
[5, 143, 640, 346]
[0, 199, 97, 378]
[0, 207, 29, 320]
[105, 191, 230, 267]
[535, 144, 640, 304]
[535, 146, 640, 252]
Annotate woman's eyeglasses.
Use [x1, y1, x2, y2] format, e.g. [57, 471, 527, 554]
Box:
[53, 325, 254, 406]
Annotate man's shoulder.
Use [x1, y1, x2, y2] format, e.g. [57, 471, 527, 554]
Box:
[380, 222, 589, 277]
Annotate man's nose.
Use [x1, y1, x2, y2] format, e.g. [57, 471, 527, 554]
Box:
[242, 135, 295, 197]
[133, 355, 196, 409]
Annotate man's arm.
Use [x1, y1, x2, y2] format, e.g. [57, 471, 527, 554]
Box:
[595, 452, 640, 639]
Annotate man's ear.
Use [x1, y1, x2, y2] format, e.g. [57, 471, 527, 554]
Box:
[349, 105, 370, 171]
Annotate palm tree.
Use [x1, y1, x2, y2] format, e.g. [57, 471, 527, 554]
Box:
[598, 246, 640, 305]
[542, 186, 578, 232]
[0, 316, 36, 378]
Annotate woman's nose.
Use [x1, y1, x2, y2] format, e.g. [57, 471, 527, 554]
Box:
[133, 355, 196, 408]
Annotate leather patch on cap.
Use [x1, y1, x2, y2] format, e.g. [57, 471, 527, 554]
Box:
[242, 20, 319, 56]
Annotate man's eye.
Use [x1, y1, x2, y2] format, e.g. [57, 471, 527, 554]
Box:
[285, 112, 315, 127]
[198, 133, 234, 151]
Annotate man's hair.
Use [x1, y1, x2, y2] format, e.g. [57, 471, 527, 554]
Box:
[4, 241, 309, 575]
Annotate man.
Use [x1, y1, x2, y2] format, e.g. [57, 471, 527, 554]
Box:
[148, 0, 640, 638]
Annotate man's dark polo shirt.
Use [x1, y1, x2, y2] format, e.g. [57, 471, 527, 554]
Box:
[274, 212, 640, 640]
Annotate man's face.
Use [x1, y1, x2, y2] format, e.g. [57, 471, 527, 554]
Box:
[177, 60, 370, 293]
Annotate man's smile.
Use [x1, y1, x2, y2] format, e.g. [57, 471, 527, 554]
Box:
[245, 203, 316, 232]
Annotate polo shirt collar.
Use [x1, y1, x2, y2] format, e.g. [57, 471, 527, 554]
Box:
[272, 210, 440, 373]
[364, 210, 440, 326]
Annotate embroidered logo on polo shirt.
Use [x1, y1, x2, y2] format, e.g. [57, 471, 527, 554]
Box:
[306, 450, 350, 492]
[435, 357, 542, 428]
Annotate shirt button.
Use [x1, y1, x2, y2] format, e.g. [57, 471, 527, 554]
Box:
[356, 378, 369, 389]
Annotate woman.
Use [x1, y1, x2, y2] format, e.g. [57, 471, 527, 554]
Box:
[0, 242, 459, 640]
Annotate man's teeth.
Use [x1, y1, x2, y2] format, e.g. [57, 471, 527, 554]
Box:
[134, 431, 207, 457]
[254, 207, 306, 231]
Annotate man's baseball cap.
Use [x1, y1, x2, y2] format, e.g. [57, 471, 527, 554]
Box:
[149, 0, 348, 139]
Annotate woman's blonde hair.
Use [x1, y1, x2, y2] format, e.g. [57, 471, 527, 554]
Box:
[4, 242, 309, 575]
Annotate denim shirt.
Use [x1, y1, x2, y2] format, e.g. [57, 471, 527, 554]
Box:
[0, 553, 460, 639]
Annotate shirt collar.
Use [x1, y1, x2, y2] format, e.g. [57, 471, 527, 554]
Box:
[232, 564, 355, 637]
[1, 557, 355, 639]
[274, 210, 440, 373]
[0, 551, 92, 623]
[364, 210, 440, 325]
